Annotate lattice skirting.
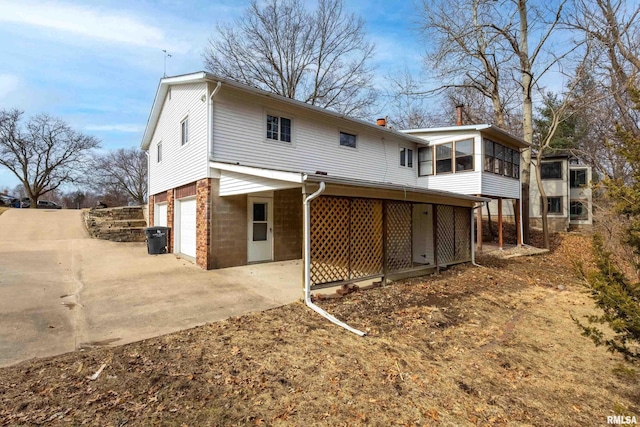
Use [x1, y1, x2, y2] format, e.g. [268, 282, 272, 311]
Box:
[310, 196, 471, 287]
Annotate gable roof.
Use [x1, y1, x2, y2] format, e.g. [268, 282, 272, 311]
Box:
[401, 125, 529, 148]
[140, 71, 428, 150]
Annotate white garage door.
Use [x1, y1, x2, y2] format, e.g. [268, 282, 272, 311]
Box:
[179, 199, 197, 258]
[155, 203, 167, 227]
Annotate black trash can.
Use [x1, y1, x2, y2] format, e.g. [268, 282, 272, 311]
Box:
[145, 227, 169, 254]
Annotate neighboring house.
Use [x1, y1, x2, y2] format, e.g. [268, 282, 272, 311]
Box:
[530, 152, 593, 232]
[140, 72, 525, 289]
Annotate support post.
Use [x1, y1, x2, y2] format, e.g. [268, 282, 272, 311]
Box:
[515, 198, 522, 246]
[498, 197, 503, 250]
[382, 200, 388, 286]
[476, 195, 483, 252]
[433, 204, 439, 274]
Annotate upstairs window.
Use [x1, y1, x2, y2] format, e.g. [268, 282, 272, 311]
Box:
[436, 143, 453, 174]
[157, 142, 162, 163]
[400, 147, 414, 168]
[455, 139, 474, 172]
[570, 169, 587, 187]
[340, 131, 356, 148]
[418, 146, 433, 176]
[541, 161, 562, 179]
[484, 139, 519, 179]
[180, 117, 189, 146]
[266, 114, 292, 143]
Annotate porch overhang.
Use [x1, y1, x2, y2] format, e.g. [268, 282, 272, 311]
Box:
[210, 161, 304, 196]
[304, 174, 490, 207]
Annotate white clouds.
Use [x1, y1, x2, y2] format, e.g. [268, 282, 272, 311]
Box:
[0, 73, 21, 101]
[85, 124, 145, 133]
[0, 0, 189, 53]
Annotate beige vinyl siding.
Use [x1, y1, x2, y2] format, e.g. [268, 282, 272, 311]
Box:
[210, 87, 417, 187]
[148, 82, 209, 195]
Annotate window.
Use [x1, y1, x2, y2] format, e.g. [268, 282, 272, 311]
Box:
[484, 138, 519, 179]
[541, 161, 562, 179]
[545, 197, 562, 214]
[435, 143, 453, 174]
[340, 132, 356, 148]
[157, 142, 162, 163]
[484, 139, 494, 172]
[399, 147, 414, 168]
[418, 146, 432, 176]
[455, 139, 473, 172]
[570, 169, 587, 187]
[570, 200, 588, 220]
[512, 150, 520, 179]
[181, 117, 189, 145]
[494, 143, 504, 175]
[266, 114, 292, 143]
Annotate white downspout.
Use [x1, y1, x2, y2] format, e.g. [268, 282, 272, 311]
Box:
[303, 182, 366, 337]
[208, 81, 222, 159]
[471, 202, 484, 267]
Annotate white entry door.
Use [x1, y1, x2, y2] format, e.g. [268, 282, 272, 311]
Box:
[179, 198, 197, 258]
[412, 204, 434, 265]
[247, 197, 273, 262]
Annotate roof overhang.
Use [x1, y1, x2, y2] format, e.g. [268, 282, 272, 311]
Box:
[401, 124, 529, 149]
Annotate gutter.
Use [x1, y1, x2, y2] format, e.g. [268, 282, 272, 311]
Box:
[303, 182, 366, 337]
[471, 202, 484, 267]
[208, 81, 222, 159]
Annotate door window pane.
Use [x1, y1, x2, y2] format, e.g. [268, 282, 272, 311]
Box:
[253, 223, 268, 241]
[253, 203, 267, 222]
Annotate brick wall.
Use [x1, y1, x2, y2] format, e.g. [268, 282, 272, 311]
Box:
[196, 178, 212, 269]
[274, 188, 302, 261]
[149, 196, 155, 227]
[210, 179, 248, 268]
[167, 189, 174, 253]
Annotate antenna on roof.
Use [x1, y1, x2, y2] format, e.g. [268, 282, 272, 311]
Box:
[162, 49, 172, 77]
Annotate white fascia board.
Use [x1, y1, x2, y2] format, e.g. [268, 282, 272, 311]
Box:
[210, 161, 305, 183]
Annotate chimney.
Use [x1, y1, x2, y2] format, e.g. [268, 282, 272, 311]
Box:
[455, 105, 464, 126]
[376, 117, 387, 127]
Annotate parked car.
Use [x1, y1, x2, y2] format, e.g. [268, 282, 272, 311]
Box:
[0, 195, 15, 207]
[37, 200, 62, 209]
[20, 198, 30, 208]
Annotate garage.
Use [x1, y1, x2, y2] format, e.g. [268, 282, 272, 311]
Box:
[178, 198, 196, 258]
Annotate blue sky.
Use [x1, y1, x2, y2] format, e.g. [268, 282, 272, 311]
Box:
[0, 0, 425, 191]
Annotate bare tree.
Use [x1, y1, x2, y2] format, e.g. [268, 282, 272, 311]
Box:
[532, 49, 592, 248]
[203, 0, 376, 117]
[91, 148, 147, 205]
[0, 109, 100, 208]
[417, 0, 574, 243]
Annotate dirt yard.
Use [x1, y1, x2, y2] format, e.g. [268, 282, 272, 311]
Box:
[1, 233, 638, 426]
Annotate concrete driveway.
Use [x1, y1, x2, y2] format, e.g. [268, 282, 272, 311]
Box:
[0, 209, 301, 368]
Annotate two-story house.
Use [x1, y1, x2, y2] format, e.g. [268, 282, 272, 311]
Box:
[141, 72, 526, 290]
[530, 151, 593, 231]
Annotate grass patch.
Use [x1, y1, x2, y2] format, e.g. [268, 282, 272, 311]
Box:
[0, 234, 638, 426]
[0, 206, 8, 216]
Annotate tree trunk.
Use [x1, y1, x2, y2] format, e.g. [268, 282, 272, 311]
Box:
[519, 0, 533, 244]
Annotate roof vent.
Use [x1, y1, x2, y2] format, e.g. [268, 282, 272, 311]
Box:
[376, 118, 387, 127]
